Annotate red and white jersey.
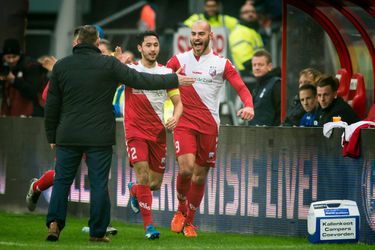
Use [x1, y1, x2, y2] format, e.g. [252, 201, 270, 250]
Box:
[167, 49, 253, 135]
[124, 61, 172, 142]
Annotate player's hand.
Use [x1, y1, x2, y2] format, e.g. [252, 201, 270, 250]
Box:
[165, 116, 178, 130]
[50, 143, 56, 149]
[237, 107, 254, 120]
[176, 67, 194, 86]
[115, 47, 130, 64]
[39, 56, 57, 72]
[114, 46, 122, 57]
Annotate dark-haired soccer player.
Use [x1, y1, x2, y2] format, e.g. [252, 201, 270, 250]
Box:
[125, 30, 183, 240]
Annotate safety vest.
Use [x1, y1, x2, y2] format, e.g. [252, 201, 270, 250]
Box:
[229, 24, 264, 71]
[184, 13, 238, 32]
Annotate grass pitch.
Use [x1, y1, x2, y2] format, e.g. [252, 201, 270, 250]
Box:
[0, 211, 373, 249]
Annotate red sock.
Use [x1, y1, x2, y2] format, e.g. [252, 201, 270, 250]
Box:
[176, 173, 191, 214]
[185, 181, 205, 225]
[33, 170, 55, 192]
[136, 185, 153, 230]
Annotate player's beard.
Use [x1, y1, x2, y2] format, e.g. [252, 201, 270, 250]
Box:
[191, 39, 210, 56]
[144, 54, 157, 65]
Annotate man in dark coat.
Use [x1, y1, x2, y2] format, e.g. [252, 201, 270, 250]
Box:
[248, 49, 280, 126]
[44, 25, 193, 242]
[316, 75, 360, 126]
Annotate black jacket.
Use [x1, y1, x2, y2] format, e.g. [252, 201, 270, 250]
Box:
[45, 44, 178, 146]
[283, 94, 305, 126]
[248, 68, 281, 126]
[317, 97, 360, 126]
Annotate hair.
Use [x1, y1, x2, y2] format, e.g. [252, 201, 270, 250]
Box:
[253, 49, 272, 64]
[205, 0, 219, 4]
[136, 30, 159, 46]
[299, 83, 317, 97]
[99, 39, 112, 51]
[73, 26, 83, 38]
[77, 25, 99, 45]
[299, 68, 322, 84]
[316, 75, 339, 92]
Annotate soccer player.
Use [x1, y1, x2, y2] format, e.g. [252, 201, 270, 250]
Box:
[125, 31, 183, 240]
[167, 21, 254, 237]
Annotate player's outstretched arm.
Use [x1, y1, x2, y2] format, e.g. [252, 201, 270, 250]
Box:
[112, 57, 194, 90]
[176, 66, 194, 86]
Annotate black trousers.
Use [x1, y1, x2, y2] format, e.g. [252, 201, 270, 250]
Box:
[46, 145, 112, 237]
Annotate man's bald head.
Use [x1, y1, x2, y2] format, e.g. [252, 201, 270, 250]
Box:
[190, 21, 213, 56]
[192, 20, 211, 33]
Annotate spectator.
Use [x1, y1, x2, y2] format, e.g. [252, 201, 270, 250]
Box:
[98, 39, 112, 56]
[183, 0, 238, 33]
[0, 38, 48, 117]
[122, 50, 135, 64]
[298, 68, 321, 86]
[298, 84, 319, 127]
[138, 1, 157, 31]
[113, 50, 136, 118]
[229, 2, 263, 77]
[316, 75, 360, 126]
[253, 0, 282, 47]
[283, 68, 321, 126]
[99, 39, 127, 117]
[248, 49, 280, 126]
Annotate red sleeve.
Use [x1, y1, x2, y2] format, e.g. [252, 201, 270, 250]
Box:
[42, 81, 50, 105]
[223, 60, 253, 108]
[166, 55, 181, 73]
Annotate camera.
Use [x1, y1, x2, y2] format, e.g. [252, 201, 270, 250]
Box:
[0, 62, 10, 78]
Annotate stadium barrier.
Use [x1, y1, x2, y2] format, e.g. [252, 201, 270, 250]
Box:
[0, 117, 374, 244]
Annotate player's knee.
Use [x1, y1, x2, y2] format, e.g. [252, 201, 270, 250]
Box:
[178, 160, 194, 176]
[150, 180, 162, 191]
[179, 168, 193, 178]
[192, 175, 206, 185]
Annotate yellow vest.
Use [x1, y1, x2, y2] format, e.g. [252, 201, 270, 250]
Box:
[229, 24, 264, 71]
[184, 13, 238, 32]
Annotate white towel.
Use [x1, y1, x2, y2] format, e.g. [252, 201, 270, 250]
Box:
[323, 121, 348, 138]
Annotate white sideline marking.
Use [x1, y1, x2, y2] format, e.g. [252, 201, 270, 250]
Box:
[0, 241, 28, 247]
[0, 241, 311, 249]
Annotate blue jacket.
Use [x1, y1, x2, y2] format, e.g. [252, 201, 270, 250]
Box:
[299, 107, 319, 127]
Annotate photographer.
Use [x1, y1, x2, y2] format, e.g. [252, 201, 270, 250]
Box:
[0, 38, 48, 117]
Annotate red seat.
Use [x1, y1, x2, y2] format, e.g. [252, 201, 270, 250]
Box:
[347, 73, 367, 119]
[336, 68, 350, 100]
